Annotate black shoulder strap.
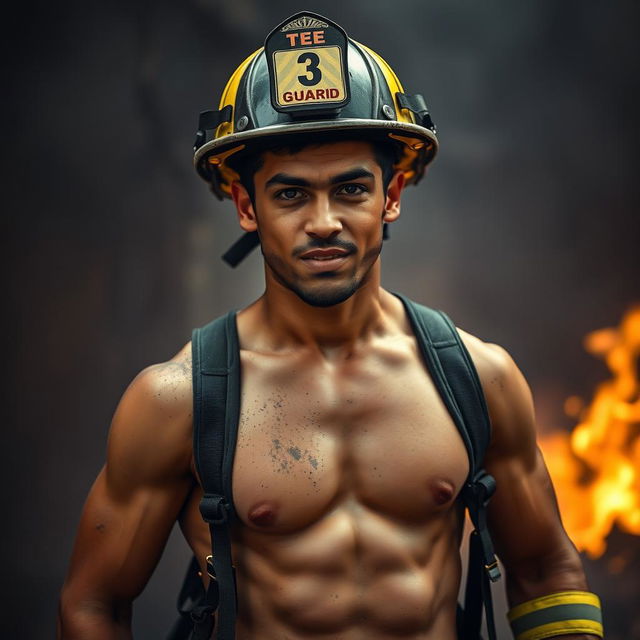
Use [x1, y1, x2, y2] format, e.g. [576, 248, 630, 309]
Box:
[394, 293, 500, 640]
[395, 293, 490, 470]
[190, 311, 241, 640]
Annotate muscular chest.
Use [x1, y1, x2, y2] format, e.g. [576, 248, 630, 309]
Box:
[231, 336, 470, 534]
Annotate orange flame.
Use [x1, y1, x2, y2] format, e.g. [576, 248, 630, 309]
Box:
[538, 307, 640, 559]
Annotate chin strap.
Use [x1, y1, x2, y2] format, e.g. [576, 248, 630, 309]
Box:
[222, 224, 390, 267]
[222, 231, 260, 267]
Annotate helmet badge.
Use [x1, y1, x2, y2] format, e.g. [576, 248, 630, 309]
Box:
[264, 11, 351, 117]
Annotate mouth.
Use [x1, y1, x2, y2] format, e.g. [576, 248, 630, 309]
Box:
[299, 248, 351, 272]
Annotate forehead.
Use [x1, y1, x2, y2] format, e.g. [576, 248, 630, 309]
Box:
[255, 140, 381, 183]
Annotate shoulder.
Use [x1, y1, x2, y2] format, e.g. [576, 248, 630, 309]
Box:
[123, 342, 193, 414]
[456, 328, 520, 399]
[106, 342, 194, 494]
[456, 328, 537, 465]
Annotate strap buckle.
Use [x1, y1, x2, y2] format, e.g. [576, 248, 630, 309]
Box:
[484, 559, 501, 582]
[465, 471, 496, 506]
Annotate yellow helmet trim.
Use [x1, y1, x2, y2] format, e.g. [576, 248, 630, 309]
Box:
[357, 42, 414, 125]
[215, 47, 263, 140]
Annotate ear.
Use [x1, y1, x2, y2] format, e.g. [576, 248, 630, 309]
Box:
[382, 170, 405, 223]
[231, 181, 258, 232]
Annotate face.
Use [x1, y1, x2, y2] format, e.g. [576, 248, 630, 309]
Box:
[231, 140, 404, 307]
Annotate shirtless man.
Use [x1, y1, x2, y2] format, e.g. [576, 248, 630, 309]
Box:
[58, 12, 603, 640]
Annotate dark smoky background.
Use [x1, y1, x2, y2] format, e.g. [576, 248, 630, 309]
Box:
[3, 0, 639, 637]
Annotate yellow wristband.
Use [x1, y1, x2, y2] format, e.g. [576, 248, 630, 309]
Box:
[507, 590, 603, 640]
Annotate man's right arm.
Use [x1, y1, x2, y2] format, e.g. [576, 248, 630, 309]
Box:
[58, 350, 195, 639]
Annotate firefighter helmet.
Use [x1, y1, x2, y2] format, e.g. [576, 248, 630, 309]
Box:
[193, 11, 438, 201]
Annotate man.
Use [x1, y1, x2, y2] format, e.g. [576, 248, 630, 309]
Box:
[58, 12, 603, 640]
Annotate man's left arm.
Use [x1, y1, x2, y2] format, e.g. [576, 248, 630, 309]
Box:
[463, 334, 603, 640]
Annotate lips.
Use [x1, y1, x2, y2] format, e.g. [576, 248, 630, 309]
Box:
[299, 247, 351, 272]
[300, 248, 349, 261]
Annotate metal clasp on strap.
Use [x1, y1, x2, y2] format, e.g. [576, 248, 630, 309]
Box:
[484, 559, 501, 582]
[205, 554, 216, 580]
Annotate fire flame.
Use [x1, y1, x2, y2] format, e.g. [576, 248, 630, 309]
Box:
[538, 307, 640, 559]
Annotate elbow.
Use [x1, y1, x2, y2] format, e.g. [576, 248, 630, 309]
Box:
[58, 582, 132, 639]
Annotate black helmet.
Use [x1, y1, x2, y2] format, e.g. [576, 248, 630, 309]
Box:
[193, 11, 438, 264]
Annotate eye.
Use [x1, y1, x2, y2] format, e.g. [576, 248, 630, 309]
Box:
[336, 183, 367, 196]
[275, 188, 304, 201]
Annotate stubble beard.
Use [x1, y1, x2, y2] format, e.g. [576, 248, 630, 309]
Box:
[261, 239, 384, 308]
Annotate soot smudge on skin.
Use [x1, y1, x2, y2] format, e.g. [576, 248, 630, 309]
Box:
[288, 446, 302, 460]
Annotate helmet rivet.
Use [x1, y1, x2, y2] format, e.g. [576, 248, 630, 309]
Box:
[208, 156, 221, 165]
[382, 104, 395, 120]
[236, 115, 249, 131]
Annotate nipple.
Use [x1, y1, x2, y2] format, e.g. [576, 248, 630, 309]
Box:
[431, 479, 455, 506]
[248, 501, 278, 527]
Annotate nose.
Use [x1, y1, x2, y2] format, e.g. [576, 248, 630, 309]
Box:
[303, 196, 343, 239]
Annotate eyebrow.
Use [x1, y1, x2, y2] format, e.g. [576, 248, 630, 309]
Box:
[264, 167, 376, 190]
[265, 173, 311, 189]
[330, 168, 375, 185]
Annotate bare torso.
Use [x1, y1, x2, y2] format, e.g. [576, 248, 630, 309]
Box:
[179, 295, 470, 639]
[59, 140, 592, 640]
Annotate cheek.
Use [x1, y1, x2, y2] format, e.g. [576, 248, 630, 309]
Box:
[255, 213, 297, 244]
[257, 221, 302, 267]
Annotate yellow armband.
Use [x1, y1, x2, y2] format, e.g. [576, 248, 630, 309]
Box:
[507, 590, 603, 640]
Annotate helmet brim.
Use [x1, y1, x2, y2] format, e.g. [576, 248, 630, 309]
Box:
[194, 118, 438, 199]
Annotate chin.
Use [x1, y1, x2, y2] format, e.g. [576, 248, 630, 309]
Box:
[293, 279, 360, 308]
[264, 248, 378, 308]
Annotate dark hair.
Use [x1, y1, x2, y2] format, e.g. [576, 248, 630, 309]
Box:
[226, 132, 402, 206]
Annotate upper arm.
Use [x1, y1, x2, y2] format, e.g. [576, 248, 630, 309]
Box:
[460, 333, 587, 605]
[61, 345, 195, 611]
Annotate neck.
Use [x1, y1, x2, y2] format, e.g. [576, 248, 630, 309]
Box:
[245, 261, 395, 352]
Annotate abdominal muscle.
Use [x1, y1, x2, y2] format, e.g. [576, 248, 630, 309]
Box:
[231, 497, 464, 640]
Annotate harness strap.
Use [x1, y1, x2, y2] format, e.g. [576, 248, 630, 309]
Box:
[463, 473, 501, 582]
[462, 472, 500, 640]
[396, 294, 490, 471]
[196, 496, 236, 640]
[395, 294, 499, 640]
[192, 312, 241, 640]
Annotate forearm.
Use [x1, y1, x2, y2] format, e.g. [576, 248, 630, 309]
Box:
[505, 542, 588, 607]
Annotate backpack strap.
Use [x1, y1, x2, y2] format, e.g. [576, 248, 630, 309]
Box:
[394, 293, 500, 640]
[191, 311, 241, 640]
